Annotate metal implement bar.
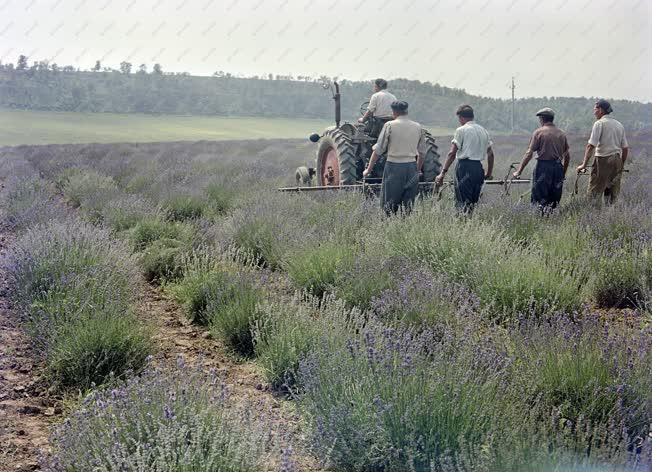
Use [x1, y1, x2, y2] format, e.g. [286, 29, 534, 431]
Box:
[502, 162, 524, 197]
[278, 179, 531, 192]
[573, 166, 629, 195]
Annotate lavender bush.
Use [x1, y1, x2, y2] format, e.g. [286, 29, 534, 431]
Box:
[206, 272, 262, 357]
[0, 177, 69, 232]
[284, 240, 356, 298]
[217, 190, 369, 270]
[296, 320, 512, 470]
[512, 314, 651, 431]
[139, 237, 186, 282]
[204, 181, 236, 215]
[59, 168, 120, 222]
[48, 359, 269, 471]
[480, 200, 548, 244]
[163, 194, 206, 221]
[129, 217, 194, 251]
[450, 407, 651, 471]
[101, 194, 157, 232]
[332, 253, 402, 310]
[3, 220, 151, 389]
[371, 266, 481, 325]
[296, 314, 651, 471]
[6, 220, 137, 309]
[166, 263, 227, 324]
[588, 238, 650, 308]
[252, 294, 360, 389]
[167, 263, 264, 356]
[380, 208, 582, 317]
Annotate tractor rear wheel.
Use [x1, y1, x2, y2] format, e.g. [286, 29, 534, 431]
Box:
[421, 130, 441, 182]
[316, 128, 358, 186]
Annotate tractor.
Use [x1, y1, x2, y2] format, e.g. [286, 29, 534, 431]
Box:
[294, 80, 441, 187]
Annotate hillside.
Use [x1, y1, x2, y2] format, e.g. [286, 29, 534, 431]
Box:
[1, 61, 651, 133]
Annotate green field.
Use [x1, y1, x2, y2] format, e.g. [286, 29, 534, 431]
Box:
[0, 109, 456, 145]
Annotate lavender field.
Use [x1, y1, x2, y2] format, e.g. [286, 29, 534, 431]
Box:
[0, 132, 650, 471]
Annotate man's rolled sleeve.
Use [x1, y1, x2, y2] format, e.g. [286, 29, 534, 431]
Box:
[372, 122, 391, 154]
[588, 121, 602, 147]
[452, 127, 463, 148]
[367, 94, 378, 113]
[621, 132, 629, 149]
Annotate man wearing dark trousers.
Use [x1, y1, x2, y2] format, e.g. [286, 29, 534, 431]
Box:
[513, 107, 570, 213]
[363, 101, 426, 215]
[435, 105, 494, 214]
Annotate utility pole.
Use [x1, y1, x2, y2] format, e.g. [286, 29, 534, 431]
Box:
[510, 76, 516, 134]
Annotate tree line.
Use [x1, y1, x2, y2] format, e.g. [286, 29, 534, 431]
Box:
[1, 55, 651, 133]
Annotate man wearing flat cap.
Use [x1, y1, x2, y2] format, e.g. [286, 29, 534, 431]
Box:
[513, 107, 570, 212]
[576, 99, 629, 204]
[435, 105, 494, 215]
[363, 100, 426, 215]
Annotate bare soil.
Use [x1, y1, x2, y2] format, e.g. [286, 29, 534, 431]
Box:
[137, 282, 319, 470]
[0, 233, 61, 472]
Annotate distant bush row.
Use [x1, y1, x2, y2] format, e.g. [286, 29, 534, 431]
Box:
[58, 163, 649, 317]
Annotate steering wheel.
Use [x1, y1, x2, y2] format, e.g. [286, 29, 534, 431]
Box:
[359, 101, 369, 116]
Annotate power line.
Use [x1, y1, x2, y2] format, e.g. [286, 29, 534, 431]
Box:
[510, 76, 516, 133]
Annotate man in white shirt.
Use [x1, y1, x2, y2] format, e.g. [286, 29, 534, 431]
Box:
[358, 78, 397, 137]
[435, 105, 495, 214]
[576, 99, 629, 204]
[363, 100, 426, 215]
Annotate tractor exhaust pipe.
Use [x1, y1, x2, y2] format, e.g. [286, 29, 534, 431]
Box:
[334, 81, 341, 128]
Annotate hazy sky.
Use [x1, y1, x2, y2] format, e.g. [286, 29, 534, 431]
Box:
[2, 0, 651, 102]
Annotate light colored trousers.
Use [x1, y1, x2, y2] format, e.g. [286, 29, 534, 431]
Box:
[588, 152, 623, 204]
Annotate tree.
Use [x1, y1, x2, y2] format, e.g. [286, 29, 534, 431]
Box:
[119, 61, 132, 74]
[17, 55, 28, 70]
[152, 63, 162, 75]
[137, 64, 147, 74]
[93, 60, 101, 71]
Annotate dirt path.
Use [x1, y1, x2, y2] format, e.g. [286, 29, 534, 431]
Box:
[0, 233, 60, 472]
[137, 282, 319, 471]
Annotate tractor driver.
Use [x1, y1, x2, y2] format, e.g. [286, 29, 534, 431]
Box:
[358, 78, 397, 138]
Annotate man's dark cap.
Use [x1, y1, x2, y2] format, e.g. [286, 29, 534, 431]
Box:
[595, 99, 613, 114]
[391, 100, 408, 112]
[456, 104, 474, 118]
[536, 107, 555, 118]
